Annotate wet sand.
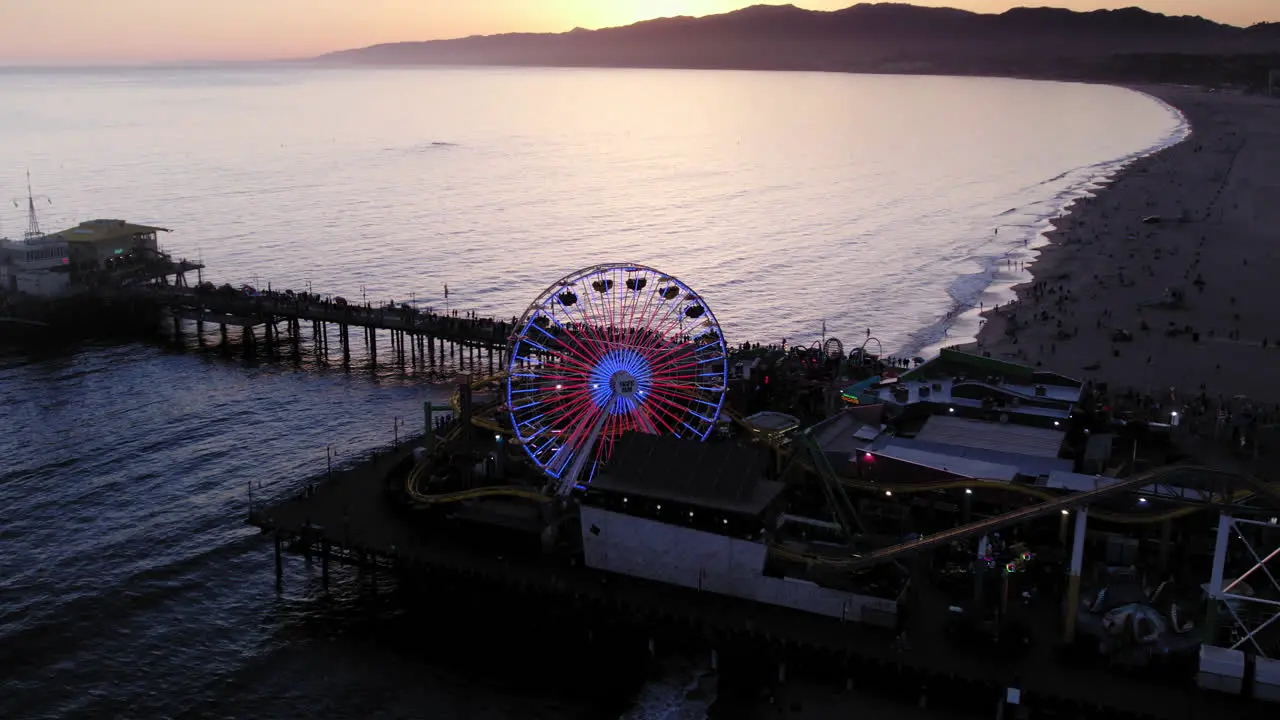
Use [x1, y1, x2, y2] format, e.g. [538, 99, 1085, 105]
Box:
[967, 86, 1280, 403]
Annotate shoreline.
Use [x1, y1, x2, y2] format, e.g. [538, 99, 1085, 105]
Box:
[961, 84, 1280, 403]
[898, 81, 1193, 362]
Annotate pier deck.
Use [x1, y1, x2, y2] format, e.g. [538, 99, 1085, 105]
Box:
[140, 286, 512, 349]
[251, 446, 1272, 720]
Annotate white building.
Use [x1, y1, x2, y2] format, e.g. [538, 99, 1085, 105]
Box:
[0, 234, 71, 297]
[579, 434, 899, 627]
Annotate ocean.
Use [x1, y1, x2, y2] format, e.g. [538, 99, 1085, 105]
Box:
[0, 65, 1185, 719]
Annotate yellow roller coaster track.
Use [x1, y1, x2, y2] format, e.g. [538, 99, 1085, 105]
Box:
[837, 477, 1256, 525]
[404, 418, 551, 506]
[448, 372, 523, 440]
[409, 484, 552, 505]
[771, 463, 1275, 569]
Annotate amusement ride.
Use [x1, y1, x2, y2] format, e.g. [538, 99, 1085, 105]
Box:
[505, 263, 729, 495]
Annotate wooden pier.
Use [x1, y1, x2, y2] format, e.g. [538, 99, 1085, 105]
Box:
[250, 440, 1274, 720]
[137, 285, 514, 373]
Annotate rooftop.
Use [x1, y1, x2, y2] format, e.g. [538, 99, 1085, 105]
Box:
[868, 443, 1021, 482]
[587, 433, 785, 517]
[51, 219, 169, 244]
[869, 435, 1073, 479]
[743, 411, 801, 434]
[871, 374, 1080, 420]
[810, 409, 884, 457]
[906, 348, 1083, 390]
[0, 233, 67, 249]
[913, 414, 1067, 459]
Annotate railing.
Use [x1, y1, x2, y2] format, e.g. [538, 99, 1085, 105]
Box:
[136, 285, 514, 345]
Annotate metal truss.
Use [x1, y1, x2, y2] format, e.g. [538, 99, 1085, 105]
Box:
[1135, 465, 1279, 511]
[1207, 514, 1280, 656]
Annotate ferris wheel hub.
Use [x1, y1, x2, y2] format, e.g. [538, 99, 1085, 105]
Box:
[610, 370, 639, 399]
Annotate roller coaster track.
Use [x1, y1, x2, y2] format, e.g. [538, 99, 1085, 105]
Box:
[407, 484, 552, 505]
[771, 464, 1279, 571]
[837, 477, 1257, 525]
[402, 414, 552, 507]
[791, 430, 866, 537]
[449, 372, 522, 440]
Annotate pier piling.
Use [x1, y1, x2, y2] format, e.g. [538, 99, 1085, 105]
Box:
[274, 532, 283, 589]
[321, 538, 330, 588]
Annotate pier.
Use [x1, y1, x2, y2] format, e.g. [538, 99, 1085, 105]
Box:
[10, 244, 1279, 717]
[134, 284, 514, 374]
[249, 430, 1275, 720]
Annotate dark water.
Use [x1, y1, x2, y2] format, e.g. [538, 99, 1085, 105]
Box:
[0, 337, 666, 719]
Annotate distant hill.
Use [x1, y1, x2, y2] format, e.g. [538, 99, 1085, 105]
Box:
[318, 3, 1280, 89]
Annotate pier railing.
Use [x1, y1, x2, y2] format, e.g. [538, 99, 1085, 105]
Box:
[132, 285, 514, 349]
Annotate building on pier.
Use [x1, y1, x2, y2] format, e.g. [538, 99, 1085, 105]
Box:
[870, 348, 1083, 428]
[0, 233, 71, 296]
[579, 433, 901, 627]
[50, 219, 168, 272]
[0, 174, 72, 297]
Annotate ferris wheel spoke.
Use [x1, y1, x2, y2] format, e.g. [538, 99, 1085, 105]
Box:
[632, 309, 694, 360]
[551, 402, 610, 474]
[539, 389, 599, 428]
[622, 271, 657, 338]
[612, 267, 632, 332]
[648, 361, 707, 386]
[562, 330, 611, 368]
[643, 395, 712, 438]
[646, 351, 698, 377]
[547, 345, 601, 377]
[522, 339, 595, 377]
[569, 283, 615, 360]
[644, 385, 722, 420]
[550, 324, 608, 373]
[526, 318, 605, 369]
[632, 291, 683, 339]
[634, 405, 670, 436]
[546, 283, 604, 363]
[633, 394, 684, 434]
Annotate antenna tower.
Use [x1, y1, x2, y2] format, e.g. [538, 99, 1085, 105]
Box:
[13, 170, 52, 243]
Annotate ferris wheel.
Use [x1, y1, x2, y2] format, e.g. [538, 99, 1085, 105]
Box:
[506, 263, 729, 495]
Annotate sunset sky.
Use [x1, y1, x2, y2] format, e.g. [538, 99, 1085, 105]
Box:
[0, 1, 1274, 65]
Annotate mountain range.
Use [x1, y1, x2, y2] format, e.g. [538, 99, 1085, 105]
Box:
[318, 4, 1280, 89]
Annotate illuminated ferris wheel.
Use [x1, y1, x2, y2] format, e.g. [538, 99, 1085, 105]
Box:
[506, 263, 729, 495]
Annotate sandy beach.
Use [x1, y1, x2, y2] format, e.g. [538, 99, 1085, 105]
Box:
[968, 85, 1280, 405]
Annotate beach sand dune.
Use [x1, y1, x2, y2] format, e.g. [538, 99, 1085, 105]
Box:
[970, 86, 1280, 404]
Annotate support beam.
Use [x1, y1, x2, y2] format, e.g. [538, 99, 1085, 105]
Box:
[1159, 518, 1173, 573]
[423, 402, 435, 453]
[1064, 506, 1089, 643]
[830, 463, 1219, 571]
[274, 532, 283, 590]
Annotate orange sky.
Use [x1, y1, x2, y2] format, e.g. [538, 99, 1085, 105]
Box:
[0, 1, 1274, 65]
